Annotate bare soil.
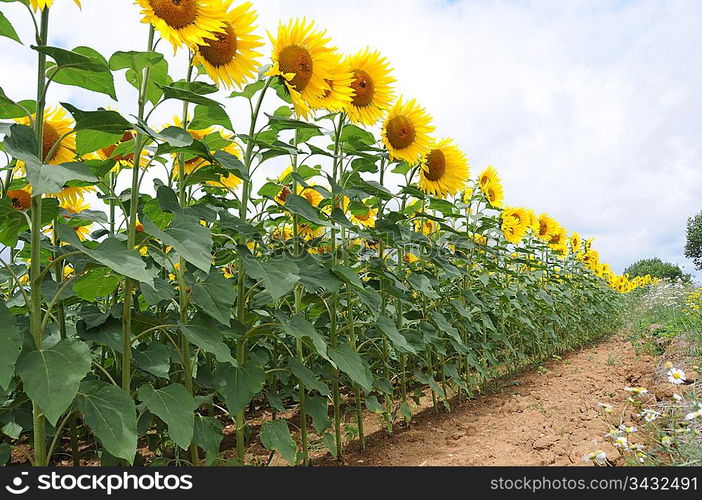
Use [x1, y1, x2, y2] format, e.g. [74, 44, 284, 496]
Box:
[323, 333, 659, 466]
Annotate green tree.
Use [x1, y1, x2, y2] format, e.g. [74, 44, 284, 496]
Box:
[624, 258, 690, 283]
[685, 212, 702, 271]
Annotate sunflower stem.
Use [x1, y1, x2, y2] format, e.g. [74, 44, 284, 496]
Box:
[122, 25, 154, 396]
[175, 50, 200, 467]
[235, 77, 272, 464]
[330, 112, 345, 460]
[29, 7, 50, 467]
[289, 129, 310, 466]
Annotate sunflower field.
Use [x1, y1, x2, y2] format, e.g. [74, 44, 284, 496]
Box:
[0, 0, 653, 467]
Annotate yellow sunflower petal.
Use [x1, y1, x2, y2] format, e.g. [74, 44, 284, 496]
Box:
[480, 179, 504, 209]
[193, 1, 264, 88]
[310, 50, 355, 113]
[344, 48, 395, 126]
[136, 0, 229, 52]
[501, 207, 530, 245]
[266, 18, 338, 119]
[15, 106, 75, 166]
[381, 97, 434, 165]
[30, 0, 82, 11]
[418, 138, 470, 198]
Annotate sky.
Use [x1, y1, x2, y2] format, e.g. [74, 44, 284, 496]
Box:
[1, 0, 701, 278]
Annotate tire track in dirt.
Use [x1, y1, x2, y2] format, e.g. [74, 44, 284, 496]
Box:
[333, 333, 655, 466]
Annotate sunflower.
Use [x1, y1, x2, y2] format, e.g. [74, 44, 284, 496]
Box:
[98, 130, 136, 163]
[61, 197, 90, 214]
[403, 253, 419, 264]
[16, 107, 75, 166]
[548, 226, 567, 248]
[136, 0, 229, 51]
[343, 198, 376, 228]
[7, 189, 32, 211]
[418, 138, 469, 198]
[344, 49, 395, 126]
[271, 226, 293, 241]
[581, 249, 600, 270]
[167, 117, 243, 189]
[570, 232, 582, 253]
[18, 174, 95, 205]
[381, 98, 434, 164]
[274, 166, 297, 185]
[472, 234, 488, 246]
[524, 209, 539, 234]
[297, 184, 324, 207]
[60, 198, 92, 241]
[599, 263, 613, 279]
[193, 1, 263, 88]
[481, 179, 504, 209]
[463, 186, 474, 204]
[311, 51, 355, 113]
[298, 223, 325, 241]
[30, 0, 81, 11]
[97, 130, 151, 170]
[536, 213, 558, 242]
[478, 165, 500, 191]
[551, 243, 569, 259]
[501, 207, 530, 245]
[414, 218, 437, 236]
[267, 18, 337, 118]
[47, 186, 95, 205]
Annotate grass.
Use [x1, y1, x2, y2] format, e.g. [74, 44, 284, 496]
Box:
[623, 282, 702, 466]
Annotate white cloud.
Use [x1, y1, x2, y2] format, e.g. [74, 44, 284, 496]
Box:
[0, 0, 700, 277]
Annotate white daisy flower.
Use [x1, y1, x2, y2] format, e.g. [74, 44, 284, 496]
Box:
[686, 404, 702, 421]
[673, 394, 684, 402]
[661, 436, 672, 446]
[625, 387, 649, 396]
[613, 436, 630, 450]
[606, 428, 621, 439]
[583, 450, 608, 465]
[598, 403, 614, 414]
[668, 368, 687, 386]
[639, 409, 661, 423]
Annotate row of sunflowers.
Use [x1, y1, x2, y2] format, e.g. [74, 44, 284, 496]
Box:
[0, 0, 651, 466]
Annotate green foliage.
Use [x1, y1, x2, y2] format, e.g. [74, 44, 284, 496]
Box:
[685, 212, 702, 272]
[624, 258, 690, 283]
[75, 381, 138, 463]
[17, 338, 92, 426]
[137, 384, 195, 451]
[0, 8, 628, 468]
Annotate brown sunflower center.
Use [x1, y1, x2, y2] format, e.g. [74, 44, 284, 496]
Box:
[279, 45, 313, 92]
[539, 221, 548, 236]
[355, 211, 372, 222]
[102, 131, 135, 161]
[8, 190, 31, 211]
[42, 121, 61, 162]
[322, 79, 334, 99]
[385, 115, 416, 150]
[424, 149, 446, 181]
[150, 0, 198, 29]
[350, 69, 374, 107]
[199, 23, 238, 66]
[277, 186, 291, 204]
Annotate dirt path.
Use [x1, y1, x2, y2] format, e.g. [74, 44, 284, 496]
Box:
[334, 333, 656, 466]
